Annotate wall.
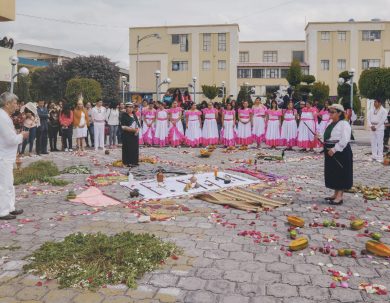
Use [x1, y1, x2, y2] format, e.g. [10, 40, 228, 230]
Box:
[0, 47, 17, 82]
[0, 0, 15, 21]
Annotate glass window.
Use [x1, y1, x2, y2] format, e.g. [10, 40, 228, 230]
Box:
[320, 60, 330, 71]
[280, 69, 289, 78]
[292, 51, 304, 63]
[237, 69, 251, 78]
[218, 33, 226, 51]
[362, 59, 380, 70]
[362, 30, 381, 41]
[203, 33, 211, 52]
[337, 59, 346, 70]
[218, 60, 226, 70]
[171, 35, 179, 44]
[202, 60, 211, 71]
[321, 31, 330, 41]
[302, 67, 309, 75]
[263, 51, 277, 63]
[338, 31, 346, 41]
[239, 52, 249, 63]
[172, 61, 188, 71]
[252, 69, 264, 78]
[266, 68, 279, 78]
[179, 34, 188, 52]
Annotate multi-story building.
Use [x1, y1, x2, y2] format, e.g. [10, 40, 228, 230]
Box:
[0, 0, 16, 82]
[129, 24, 239, 101]
[306, 19, 390, 95]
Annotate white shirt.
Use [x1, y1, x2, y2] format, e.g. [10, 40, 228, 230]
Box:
[328, 120, 351, 153]
[91, 106, 106, 123]
[105, 108, 120, 126]
[0, 108, 23, 162]
[368, 106, 388, 131]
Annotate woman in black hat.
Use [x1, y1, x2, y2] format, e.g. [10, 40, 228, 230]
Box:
[121, 102, 141, 166]
[323, 104, 353, 205]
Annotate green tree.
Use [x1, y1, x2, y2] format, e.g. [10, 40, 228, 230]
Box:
[310, 82, 330, 105]
[14, 70, 32, 103]
[201, 85, 219, 101]
[65, 78, 102, 106]
[337, 70, 360, 113]
[30, 65, 67, 101]
[286, 60, 302, 87]
[359, 68, 390, 102]
[301, 74, 316, 85]
[236, 85, 253, 106]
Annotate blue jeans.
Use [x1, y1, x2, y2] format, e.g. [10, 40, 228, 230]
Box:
[22, 126, 37, 153]
[109, 125, 118, 146]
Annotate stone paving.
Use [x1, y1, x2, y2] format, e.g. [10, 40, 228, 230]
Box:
[0, 131, 389, 303]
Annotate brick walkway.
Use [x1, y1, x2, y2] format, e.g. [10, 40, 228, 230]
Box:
[0, 133, 389, 303]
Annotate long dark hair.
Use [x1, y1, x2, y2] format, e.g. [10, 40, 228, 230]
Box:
[173, 89, 182, 102]
[62, 103, 72, 118]
[271, 100, 278, 110]
[109, 101, 118, 109]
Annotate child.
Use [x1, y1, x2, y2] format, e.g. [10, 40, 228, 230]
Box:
[153, 102, 169, 147]
[221, 102, 236, 147]
[297, 101, 318, 151]
[265, 100, 282, 148]
[252, 97, 267, 147]
[185, 103, 202, 147]
[280, 100, 298, 149]
[201, 102, 219, 146]
[236, 101, 253, 146]
[168, 100, 184, 147]
[142, 101, 156, 146]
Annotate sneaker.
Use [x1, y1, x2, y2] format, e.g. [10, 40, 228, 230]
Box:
[65, 148, 69, 152]
[69, 149, 73, 152]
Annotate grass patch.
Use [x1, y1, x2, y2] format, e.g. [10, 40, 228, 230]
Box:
[61, 165, 91, 174]
[23, 232, 181, 290]
[14, 160, 69, 186]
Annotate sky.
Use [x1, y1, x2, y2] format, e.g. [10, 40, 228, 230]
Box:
[1, 0, 390, 68]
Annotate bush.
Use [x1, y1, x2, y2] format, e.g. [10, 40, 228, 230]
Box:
[311, 82, 330, 104]
[301, 75, 316, 85]
[359, 68, 390, 102]
[201, 85, 219, 101]
[65, 78, 102, 106]
[286, 60, 302, 87]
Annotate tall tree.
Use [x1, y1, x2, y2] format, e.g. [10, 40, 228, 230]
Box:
[337, 70, 360, 113]
[65, 78, 102, 106]
[286, 60, 302, 87]
[310, 82, 330, 104]
[359, 68, 390, 103]
[201, 85, 219, 101]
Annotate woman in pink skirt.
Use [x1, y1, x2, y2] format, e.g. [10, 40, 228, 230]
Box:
[168, 101, 184, 147]
[280, 100, 298, 150]
[252, 97, 267, 147]
[297, 101, 318, 151]
[236, 101, 253, 146]
[318, 100, 331, 137]
[142, 101, 156, 146]
[221, 102, 236, 147]
[185, 103, 202, 147]
[201, 103, 219, 146]
[265, 100, 282, 148]
[153, 102, 169, 147]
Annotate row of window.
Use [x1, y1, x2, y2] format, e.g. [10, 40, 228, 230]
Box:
[239, 50, 305, 63]
[320, 59, 381, 71]
[320, 30, 381, 41]
[171, 60, 227, 71]
[237, 68, 309, 79]
[171, 33, 227, 52]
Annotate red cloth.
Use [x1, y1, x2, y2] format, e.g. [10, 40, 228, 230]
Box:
[59, 111, 74, 127]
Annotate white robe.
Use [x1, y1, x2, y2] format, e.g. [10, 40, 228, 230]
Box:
[368, 106, 388, 161]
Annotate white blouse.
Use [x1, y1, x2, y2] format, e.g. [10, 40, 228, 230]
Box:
[0, 108, 23, 161]
[328, 120, 351, 153]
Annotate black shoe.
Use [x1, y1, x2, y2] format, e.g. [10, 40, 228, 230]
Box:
[0, 214, 16, 220]
[10, 209, 23, 216]
[329, 200, 343, 205]
[41, 152, 49, 155]
[324, 197, 335, 201]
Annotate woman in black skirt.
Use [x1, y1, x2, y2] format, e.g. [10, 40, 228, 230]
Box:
[323, 104, 353, 205]
[121, 102, 141, 166]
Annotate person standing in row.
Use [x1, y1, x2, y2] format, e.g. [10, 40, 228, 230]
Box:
[59, 103, 74, 152]
[221, 102, 236, 147]
[36, 100, 49, 155]
[154, 102, 169, 147]
[251, 97, 267, 148]
[21, 102, 39, 156]
[142, 101, 156, 146]
[201, 102, 219, 146]
[0, 92, 28, 220]
[121, 102, 140, 167]
[185, 102, 202, 147]
[280, 100, 298, 149]
[73, 100, 89, 151]
[48, 103, 60, 152]
[236, 101, 253, 147]
[297, 101, 318, 152]
[92, 100, 106, 151]
[265, 100, 282, 148]
[168, 100, 184, 147]
[368, 99, 388, 162]
[85, 102, 94, 148]
[318, 100, 331, 137]
[106, 101, 120, 148]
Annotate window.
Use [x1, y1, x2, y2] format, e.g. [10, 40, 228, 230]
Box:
[252, 69, 264, 78]
[337, 59, 346, 70]
[362, 30, 381, 41]
[202, 60, 211, 71]
[263, 51, 277, 63]
[302, 67, 309, 75]
[239, 51, 249, 63]
[218, 60, 226, 70]
[321, 31, 330, 41]
[280, 69, 289, 78]
[179, 34, 188, 52]
[362, 59, 380, 70]
[237, 69, 251, 78]
[203, 33, 211, 52]
[171, 35, 179, 44]
[292, 51, 304, 63]
[321, 60, 330, 70]
[218, 33, 226, 51]
[172, 61, 188, 71]
[266, 68, 279, 78]
[338, 31, 346, 41]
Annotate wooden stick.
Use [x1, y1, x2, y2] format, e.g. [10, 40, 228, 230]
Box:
[139, 182, 162, 196]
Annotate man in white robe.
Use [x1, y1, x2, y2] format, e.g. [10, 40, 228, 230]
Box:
[367, 99, 388, 162]
[0, 92, 29, 220]
[91, 100, 106, 151]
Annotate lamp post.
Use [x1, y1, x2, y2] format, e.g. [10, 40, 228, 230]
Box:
[136, 33, 161, 91]
[192, 77, 197, 103]
[155, 70, 161, 101]
[9, 56, 29, 94]
[121, 75, 127, 103]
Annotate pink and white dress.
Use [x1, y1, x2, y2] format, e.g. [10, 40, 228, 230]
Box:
[201, 108, 219, 146]
[318, 109, 331, 136]
[265, 109, 282, 146]
[297, 108, 318, 148]
[135, 110, 143, 145]
[153, 109, 169, 147]
[236, 108, 253, 145]
[221, 109, 236, 146]
[252, 106, 267, 144]
[280, 109, 297, 147]
[185, 110, 202, 147]
[168, 107, 184, 147]
[142, 108, 156, 145]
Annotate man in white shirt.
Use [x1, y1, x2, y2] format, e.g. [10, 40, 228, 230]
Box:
[91, 99, 106, 151]
[0, 92, 29, 220]
[367, 99, 388, 162]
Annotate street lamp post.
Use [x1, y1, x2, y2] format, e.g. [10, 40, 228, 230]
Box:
[136, 33, 161, 91]
[121, 75, 127, 103]
[192, 77, 197, 103]
[155, 70, 161, 101]
[9, 56, 29, 94]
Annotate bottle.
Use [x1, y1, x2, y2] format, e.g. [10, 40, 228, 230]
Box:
[128, 171, 134, 185]
[214, 167, 218, 178]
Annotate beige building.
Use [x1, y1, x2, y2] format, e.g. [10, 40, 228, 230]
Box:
[306, 19, 390, 95]
[0, 0, 16, 82]
[0, 0, 15, 21]
[129, 24, 239, 101]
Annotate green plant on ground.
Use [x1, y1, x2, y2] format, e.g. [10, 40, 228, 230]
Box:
[23, 232, 181, 290]
[13, 160, 69, 186]
[61, 165, 91, 174]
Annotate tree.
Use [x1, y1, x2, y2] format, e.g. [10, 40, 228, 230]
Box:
[65, 78, 102, 106]
[286, 60, 302, 87]
[236, 85, 253, 106]
[337, 70, 360, 113]
[14, 67, 32, 102]
[201, 85, 219, 101]
[301, 74, 316, 85]
[359, 68, 390, 103]
[310, 82, 330, 104]
[30, 65, 67, 101]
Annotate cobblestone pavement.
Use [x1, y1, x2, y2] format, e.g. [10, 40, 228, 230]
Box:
[0, 132, 389, 303]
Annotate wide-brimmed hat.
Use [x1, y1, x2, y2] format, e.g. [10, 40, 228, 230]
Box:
[329, 104, 345, 112]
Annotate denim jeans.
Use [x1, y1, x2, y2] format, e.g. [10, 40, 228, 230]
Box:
[22, 126, 37, 153]
[109, 125, 118, 146]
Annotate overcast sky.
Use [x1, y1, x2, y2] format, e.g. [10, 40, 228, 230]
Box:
[1, 0, 390, 68]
